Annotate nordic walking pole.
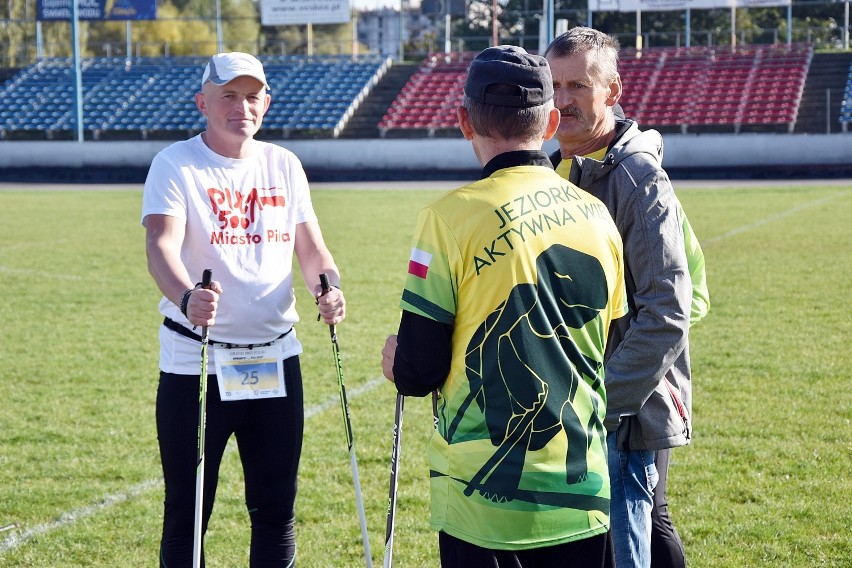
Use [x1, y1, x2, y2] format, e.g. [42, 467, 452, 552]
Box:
[192, 268, 213, 568]
[383, 392, 404, 568]
[319, 273, 373, 568]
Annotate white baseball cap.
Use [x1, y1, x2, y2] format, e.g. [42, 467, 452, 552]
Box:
[201, 52, 270, 89]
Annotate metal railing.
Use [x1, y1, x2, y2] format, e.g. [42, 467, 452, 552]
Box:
[1, 25, 850, 68]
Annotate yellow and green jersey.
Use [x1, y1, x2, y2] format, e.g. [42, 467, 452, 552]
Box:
[557, 147, 709, 326]
[400, 160, 627, 550]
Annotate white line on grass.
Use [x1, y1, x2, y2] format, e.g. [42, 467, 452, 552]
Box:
[12, 192, 840, 554]
[703, 193, 841, 246]
[0, 376, 387, 554]
[0, 479, 162, 553]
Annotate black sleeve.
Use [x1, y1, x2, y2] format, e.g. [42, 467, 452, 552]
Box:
[548, 148, 561, 168]
[392, 310, 453, 397]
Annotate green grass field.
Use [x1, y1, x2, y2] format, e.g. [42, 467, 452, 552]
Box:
[1, 181, 850, 567]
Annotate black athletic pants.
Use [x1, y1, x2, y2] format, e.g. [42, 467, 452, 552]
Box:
[651, 448, 686, 568]
[156, 356, 303, 567]
[439, 530, 615, 568]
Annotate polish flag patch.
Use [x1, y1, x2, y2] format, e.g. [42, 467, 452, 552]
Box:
[408, 248, 432, 279]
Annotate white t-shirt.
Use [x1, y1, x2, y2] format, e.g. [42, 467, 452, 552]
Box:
[142, 135, 316, 374]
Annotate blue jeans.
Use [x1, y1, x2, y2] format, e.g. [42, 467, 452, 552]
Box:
[607, 432, 658, 568]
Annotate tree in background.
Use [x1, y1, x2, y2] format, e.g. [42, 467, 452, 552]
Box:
[450, 0, 848, 52]
[0, 0, 346, 63]
[1, 0, 28, 65]
[84, 0, 216, 56]
[100, 0, 260, 56]
[0, 0, 849, 67]
[260, 22, 360, 55]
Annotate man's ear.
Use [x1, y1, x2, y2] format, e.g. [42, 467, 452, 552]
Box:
[195, 92, 207, 116]
[457, 106, 474, 140]
[607, 74, 623, 107]
[544, 107, 560, 140]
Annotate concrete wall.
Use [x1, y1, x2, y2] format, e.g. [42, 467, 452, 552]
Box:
[1, 133, 850, 179]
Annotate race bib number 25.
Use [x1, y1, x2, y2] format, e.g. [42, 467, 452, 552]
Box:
[213, 344, 286, 401]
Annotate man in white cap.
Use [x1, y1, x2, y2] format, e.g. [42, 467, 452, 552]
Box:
[142, 52, 346, 566]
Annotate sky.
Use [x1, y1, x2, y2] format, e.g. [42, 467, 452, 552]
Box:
[350, 0, 420, 11]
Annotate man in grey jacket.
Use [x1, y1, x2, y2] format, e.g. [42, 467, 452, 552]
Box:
[545, 28, 694, 568]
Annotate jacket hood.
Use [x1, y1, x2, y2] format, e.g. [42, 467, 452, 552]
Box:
[585, 120, 664, 181]
[613, 120, 664, 164]
[550, 119, 665, 187]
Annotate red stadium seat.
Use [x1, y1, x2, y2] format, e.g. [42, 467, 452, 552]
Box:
[616, 43, 810, 130]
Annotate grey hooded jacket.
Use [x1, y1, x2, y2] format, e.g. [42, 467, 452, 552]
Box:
[550, 119, 693, 451]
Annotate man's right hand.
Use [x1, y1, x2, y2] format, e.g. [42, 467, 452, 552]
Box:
[187, 281, 222, 328]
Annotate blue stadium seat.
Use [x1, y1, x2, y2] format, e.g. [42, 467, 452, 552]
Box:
[0, 54, 387, 137]
[840, 64, 852, 125]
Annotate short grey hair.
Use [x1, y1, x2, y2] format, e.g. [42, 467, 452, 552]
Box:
[544, 27, 620, 88]
[462, 85, 554, 140]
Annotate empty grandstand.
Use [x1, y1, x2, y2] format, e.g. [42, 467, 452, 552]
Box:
[0, 55, 390, 140]
[620, 43, 812, 133]
[377, 51, 473, 134]
[0, 46, 850, 140]
[378, 44, 829, 137]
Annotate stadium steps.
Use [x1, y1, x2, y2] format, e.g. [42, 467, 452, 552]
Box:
[337, 62, 420, 139]
[0, 68, 17, 84]
[794, 51, 852, 134]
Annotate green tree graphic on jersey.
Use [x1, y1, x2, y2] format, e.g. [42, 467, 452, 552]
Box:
[452, 244, 608, 503]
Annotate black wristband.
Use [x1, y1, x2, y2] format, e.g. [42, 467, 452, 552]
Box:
[179, 288, 193, 317]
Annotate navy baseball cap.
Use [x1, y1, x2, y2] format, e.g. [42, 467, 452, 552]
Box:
[464, 45, 553, 108]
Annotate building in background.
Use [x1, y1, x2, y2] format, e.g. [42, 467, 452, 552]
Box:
[357, 4, 440, 59]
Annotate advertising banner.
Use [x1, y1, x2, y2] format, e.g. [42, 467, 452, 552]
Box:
[261, 0, 351, 25]
[589, 0, 789, 12]
[38, 0, 156, 20]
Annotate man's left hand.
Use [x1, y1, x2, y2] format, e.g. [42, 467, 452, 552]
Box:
[381, 335, 397, 382]
[317, 286, 346, 325]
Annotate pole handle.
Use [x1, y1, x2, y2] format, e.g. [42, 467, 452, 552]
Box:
[318, 273, 335, 335]
[200, 269, 212, 340]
